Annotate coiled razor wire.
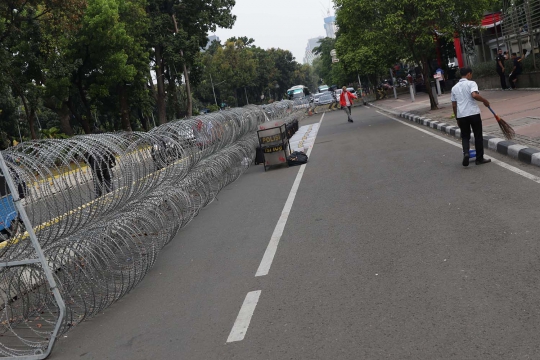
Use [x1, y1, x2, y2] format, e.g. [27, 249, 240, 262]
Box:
[0, 101, 305, 357]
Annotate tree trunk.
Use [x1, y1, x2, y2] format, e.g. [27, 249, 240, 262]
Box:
[155, 46, 167, 125]
[66, 97, 91, 134]
[118, 84, 132, 131]
[421, 59, 438, 110]
[75, 82, 94, 133]
[167, 68, 182, 119]
[20, 95, 37, 140]
[119, 85, 132, 131]
[58, 102, 74, 136]
[171, 15, 192, 118]
[183, 62, 192, 117]
[43, 97, 75, 136]
[138, 109, 149, 131]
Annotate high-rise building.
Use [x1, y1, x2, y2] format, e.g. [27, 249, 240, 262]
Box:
[204, 35, 220, 50]
[324, 15, 337, 39]
[303, 37, 323, 65]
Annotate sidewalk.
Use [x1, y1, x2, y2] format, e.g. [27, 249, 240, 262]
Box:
[369, 88, 540, 166]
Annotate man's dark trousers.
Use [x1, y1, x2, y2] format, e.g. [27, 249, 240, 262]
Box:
[497, 69, 507, 89]
[509, 70, 521, 89]
[457, 114, 484, 159]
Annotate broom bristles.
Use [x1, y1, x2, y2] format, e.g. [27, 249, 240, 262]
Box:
[497, 117, 515, 140]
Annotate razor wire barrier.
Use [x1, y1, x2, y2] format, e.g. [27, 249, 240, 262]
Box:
[0, 101, 304, 358]
[0, 154, 66, 360]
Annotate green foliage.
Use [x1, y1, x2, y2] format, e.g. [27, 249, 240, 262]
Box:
[195, 38, 312, 107]
[0, 0, 236, 139]
[470, 60, 498, 78]
[519, 55, 539, 73]
[71, 0, 138, 98]
[207, 104, 219, 112]
[334, 0, 493, 109]
[40, 127, 69, 139]
[470, 54, 540, 78]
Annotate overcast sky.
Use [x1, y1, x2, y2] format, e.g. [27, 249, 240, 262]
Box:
[214, 0, 334, 63]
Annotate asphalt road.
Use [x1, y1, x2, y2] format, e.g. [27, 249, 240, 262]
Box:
[50, 106, 540, 359]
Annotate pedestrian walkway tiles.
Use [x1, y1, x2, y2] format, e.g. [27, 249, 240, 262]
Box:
[484, 117, 540, 138]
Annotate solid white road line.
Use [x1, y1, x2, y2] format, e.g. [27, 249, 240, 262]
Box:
[255, 113, 325, 277]
[377, 111, 540, 184]
[227, 290, 262, 343]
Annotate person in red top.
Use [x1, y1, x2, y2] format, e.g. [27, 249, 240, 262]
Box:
[339, 86, 357, 122]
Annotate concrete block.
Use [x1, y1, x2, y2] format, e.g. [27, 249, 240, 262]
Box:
[508, 144, 528, 159]
[532, 152, 540, 166]
[518, 148, 540, 164]
[488, 138, 504, 150]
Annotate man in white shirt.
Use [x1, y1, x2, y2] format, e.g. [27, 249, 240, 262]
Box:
[451, 67, 491, 166]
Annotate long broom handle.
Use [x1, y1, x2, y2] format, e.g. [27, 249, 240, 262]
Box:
[488, 106, 497, 116]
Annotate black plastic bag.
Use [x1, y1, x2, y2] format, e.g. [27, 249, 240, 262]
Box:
[287, 151, 308, 166]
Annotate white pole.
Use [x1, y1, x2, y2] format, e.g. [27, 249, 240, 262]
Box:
[409, 85, 415, 102]
[16, 107, 23, 143]
[435, 78, 442, 96]
[35, 111, 42, 132]
[210, 73, 218, 107]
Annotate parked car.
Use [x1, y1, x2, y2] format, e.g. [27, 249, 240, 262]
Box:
[318, 85, 329, 93]
[318, 92, 337, 105]
[346, 87, 357, 96]
[311, 93, 324, 105]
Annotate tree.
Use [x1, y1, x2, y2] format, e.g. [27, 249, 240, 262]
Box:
[312, 37, 335, 85]
[0, 0, 237, 142]
[66, 0, 148, 132]
[145, 0, 235, 122]
[335, 0, 492, 109]
[1, 0, 86, 137]
[193, 38, 317, 107]
[312, 37, 351, 86]
[292, 64, 318, 93]
[212, 39, 258, 106]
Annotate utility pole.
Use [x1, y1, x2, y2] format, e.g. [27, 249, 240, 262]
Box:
[172, 14, 192, 117]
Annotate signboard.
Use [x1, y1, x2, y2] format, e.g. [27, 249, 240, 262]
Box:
[263, 145, 284, 153]
[260, 134, 282, 144]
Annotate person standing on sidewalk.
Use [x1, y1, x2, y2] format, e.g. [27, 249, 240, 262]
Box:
[339, 86, 357, 123]
[451, 67, 491, 167]
[495, 49, 509, 90]
[509, 53, 523, 89]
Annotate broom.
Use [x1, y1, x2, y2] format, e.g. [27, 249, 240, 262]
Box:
[488, 106, 515, 140]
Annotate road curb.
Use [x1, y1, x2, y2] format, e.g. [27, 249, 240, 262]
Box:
[369, 102, 540, 168]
